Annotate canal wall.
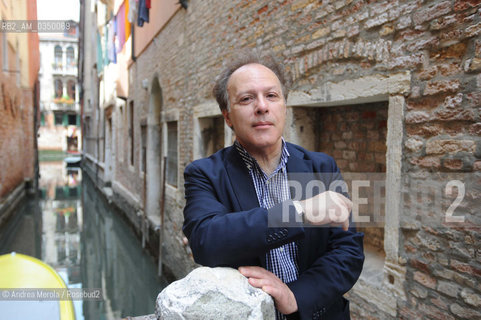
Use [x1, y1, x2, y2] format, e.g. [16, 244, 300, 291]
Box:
[81, 161, 191, 283]
[0, 182, 29, 230]
[0, 0, 39, 206]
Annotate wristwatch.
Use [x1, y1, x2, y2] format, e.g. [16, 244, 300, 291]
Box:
[293, 200, 305, 223]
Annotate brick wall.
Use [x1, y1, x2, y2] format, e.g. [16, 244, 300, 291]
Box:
[317, 102, 388, 173]
[0, 73, 35, 198]
[87, 0, 481, 317]
[316, 102, 388, 252]
[137, 0, 480, 317]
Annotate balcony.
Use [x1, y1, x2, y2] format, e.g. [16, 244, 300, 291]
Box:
[52, 62, 78, 76]
[51, 95, 79, 112]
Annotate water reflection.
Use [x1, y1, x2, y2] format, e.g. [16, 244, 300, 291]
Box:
[40, 162, 81, 268]
[0, 161, 165, 319]
[81, 173, 166, 319]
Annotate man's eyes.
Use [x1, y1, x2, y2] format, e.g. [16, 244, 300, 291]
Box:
[239, 96, 253, 104]
[238, 93, 279, 104]
[267, 93, 279, 99]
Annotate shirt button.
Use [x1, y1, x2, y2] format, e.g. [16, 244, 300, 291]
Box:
[279, 247, 284, 252]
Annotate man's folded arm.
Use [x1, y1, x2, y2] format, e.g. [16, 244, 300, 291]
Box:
[182, 162, 304, 267]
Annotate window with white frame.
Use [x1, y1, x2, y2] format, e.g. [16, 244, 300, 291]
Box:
[66, 46, 75, 66]
[54, 45, 62, 67]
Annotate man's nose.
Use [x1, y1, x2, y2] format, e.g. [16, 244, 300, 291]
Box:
[255, 96, 269, 114]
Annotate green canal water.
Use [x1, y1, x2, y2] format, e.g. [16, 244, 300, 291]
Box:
[0, 161, 167, 319]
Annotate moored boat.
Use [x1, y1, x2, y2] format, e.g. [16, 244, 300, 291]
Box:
[0, 252, 75, 320]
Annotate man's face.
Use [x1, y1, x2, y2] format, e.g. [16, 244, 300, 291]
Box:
[223, 63, 286, 155]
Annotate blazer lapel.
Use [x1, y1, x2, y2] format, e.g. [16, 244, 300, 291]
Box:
[224, 146, 266, 267]
[224, 146, 260, 211]
[286, 143, 313, 199]
[224, 143, 314, 209]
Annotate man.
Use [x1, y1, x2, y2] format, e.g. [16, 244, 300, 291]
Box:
[182, 53, 364, 319]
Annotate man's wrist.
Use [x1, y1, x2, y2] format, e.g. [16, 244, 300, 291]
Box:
[293, 200, 305, 224]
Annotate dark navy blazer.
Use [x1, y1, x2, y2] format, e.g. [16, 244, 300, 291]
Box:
[183, 142, 364, 320]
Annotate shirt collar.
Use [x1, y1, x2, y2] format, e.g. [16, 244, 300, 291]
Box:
[234, 138, 290, 176]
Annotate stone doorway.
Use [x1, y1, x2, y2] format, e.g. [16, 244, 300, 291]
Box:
[145, 77, 163, 224]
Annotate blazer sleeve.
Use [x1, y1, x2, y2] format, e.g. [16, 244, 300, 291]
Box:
[287, 226, 364, 319]
[182, 161, 305, 268]
[287, 158, 364, 319]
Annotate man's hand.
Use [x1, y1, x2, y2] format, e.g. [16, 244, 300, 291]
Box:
[238, 266, 298, 315]
[300, 191, 352, 231]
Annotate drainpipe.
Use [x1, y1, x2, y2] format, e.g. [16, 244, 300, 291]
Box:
[33, 79, 40, 193]
[142, 148, 147, 249]
[158, 156, 167, 277]
[131, 22, 136, 62]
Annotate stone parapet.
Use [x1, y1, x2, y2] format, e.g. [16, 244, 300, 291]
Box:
[156, 267, 275, 320]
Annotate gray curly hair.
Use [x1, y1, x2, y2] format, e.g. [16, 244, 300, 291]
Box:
[212, 51, 289, 112]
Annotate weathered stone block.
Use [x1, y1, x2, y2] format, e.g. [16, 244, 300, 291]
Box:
[418, 302, 455, 320]
[410, 284, 428, 298]
[156, 267, 275, 320]
[450, 303, 481, 319]
[334, 141, 347, 149]
[430, 14, 457, 30]
[405, 138, 423, 152]
[406, 123, 441, 137]
[465, 22, 481, 38]
[465, 58, 481, 72]
[442, 158, 464, 171]
[406, 36, 439, 52]
[365, 13, 388, 29]
[291, 0, 310, 11]
[473, 161, 481, 171]
[409, 156, 441, 169]
[405, 111, 431, 124]
[413, 271, 436, 289]
[461, 288, 481, 307]
[343, 150, 357, 160]
[430, 295, 449, 310]
[454, 0, 480, 11]
[438, 62, 462, 76]
[437, 280, 461, 298]
[425, 139, 475, 155]
[424, 80, 461, 96]
[412, 1, 451, 25]
[312, 27, 329, 39]
[433, 267, 455, 280]
[430, 43, 467, 60]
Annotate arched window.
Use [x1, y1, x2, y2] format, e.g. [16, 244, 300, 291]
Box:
[54, 79, 63, 98]
[54, 45, 62, 67]
[66, 46, 75, 66]
[67, 79, 76, 101]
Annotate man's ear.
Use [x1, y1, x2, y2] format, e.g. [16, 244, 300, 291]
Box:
[222, 109, 232, 128]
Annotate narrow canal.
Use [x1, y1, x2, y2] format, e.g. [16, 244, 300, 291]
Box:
[0, 161, 167, 319]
